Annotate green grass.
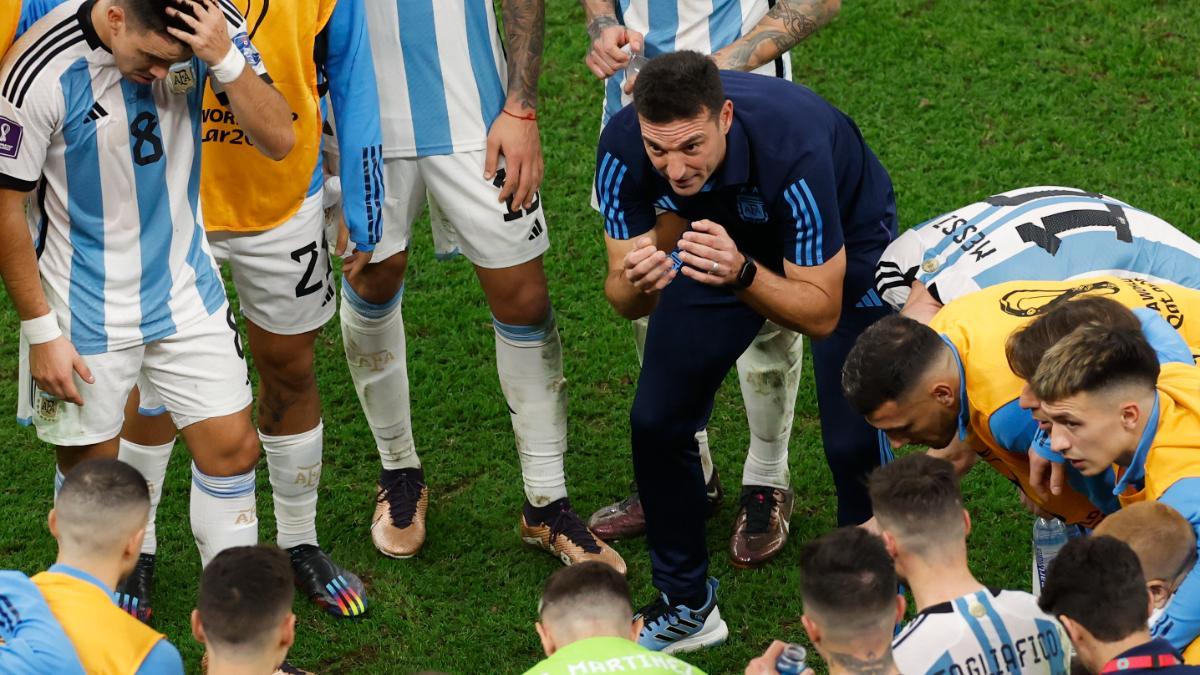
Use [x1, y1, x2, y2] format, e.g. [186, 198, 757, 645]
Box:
[4, 0, 1200, 672]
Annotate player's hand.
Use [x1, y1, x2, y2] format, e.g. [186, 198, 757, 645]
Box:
[166, 0, 235, 67]
[746, 640, 809, 675]
[1017, 489, 1054, 520]
[331, 208, 350, 258]
[1029, 449, 1066, 499]
[678, 219, 743, 286]
[29, 337, 93, 406]
[623, 236, 675, 293]
[484, 107, 544, 211]
[585, 24, 644, 80]
[343, 247, 373, 283]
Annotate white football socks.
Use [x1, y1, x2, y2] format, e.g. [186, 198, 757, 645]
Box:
[738, 322, 803, 490]
[190, 463, 257, 567]
[633, 316, 715, 483]
[262, 423, 322, 549]
[340, 283, 421, 472]
[494, 312, 568, 507]
[118, 438, 174, 555]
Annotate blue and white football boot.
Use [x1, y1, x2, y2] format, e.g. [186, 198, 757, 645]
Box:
[635, 576, 729, 654]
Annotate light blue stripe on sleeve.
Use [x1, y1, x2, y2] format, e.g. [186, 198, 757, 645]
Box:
[464, 0, 506, 128]
[797, 180, 824, 265]
[120, 80, 177, 343]
[396, 0, 452, 155]
[602, 74, 627, 126]
[783, 185, 807, 265]
[60, 60, 107, 353]
[708, 0, 743, 56]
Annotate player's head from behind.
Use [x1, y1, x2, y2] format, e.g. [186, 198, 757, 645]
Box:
[842, 315, 961, 450]
[632, 51, 732, 197]
[97, 0, 197, 84]
[535, 561, 637, 656]
[192, 545, 296, 673]
[1039, 536, 1153, 673]
[50, 459, 149, 580]
[868, 454, 969, 577]
[1031, 323, 1159, 476]
[1006, 296, 1142, 420]
[1093, 501, 1197, 613]
[800, 527, 904, 668]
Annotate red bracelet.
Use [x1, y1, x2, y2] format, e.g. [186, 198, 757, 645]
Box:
[502, 108, 538, 122]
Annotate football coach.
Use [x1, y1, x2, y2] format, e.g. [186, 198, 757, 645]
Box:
[593, 51, 897, 652]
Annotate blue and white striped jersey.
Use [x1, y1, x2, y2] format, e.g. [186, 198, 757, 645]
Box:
[362, 0, 507, 158]
[876, 186, 1200, 311]
[601, 0, 792, 127]
[893, 588, 1070, 675]
[0, 0, 268, 355]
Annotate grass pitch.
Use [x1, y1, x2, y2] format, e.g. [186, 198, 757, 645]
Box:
[2, 1, 1199, 672]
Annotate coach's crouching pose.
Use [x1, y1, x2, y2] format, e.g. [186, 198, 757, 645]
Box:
[593, 50, 896, 653]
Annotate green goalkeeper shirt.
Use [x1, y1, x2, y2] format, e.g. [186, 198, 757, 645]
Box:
[522, 636, 706, 675]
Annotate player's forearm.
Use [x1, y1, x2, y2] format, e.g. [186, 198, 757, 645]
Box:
[503, 0, 545, 111]
[712, 0, 839, 71]
[605, 271, 659, 320]
[0, 193, 50, 321]
[221, 71, 295, 161]
[579, 0, 619, 37]
[738, 266, 840, 337]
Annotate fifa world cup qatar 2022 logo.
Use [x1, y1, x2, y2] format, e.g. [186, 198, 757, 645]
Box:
[0, 116, 23, 159]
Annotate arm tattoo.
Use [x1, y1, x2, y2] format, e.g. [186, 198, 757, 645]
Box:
[580, 0, 621, 40]
[587, 14, 621, 41]
[503, 0, 545, 110]
[720, 0, 829, 71]
[825, 649, 899, 675]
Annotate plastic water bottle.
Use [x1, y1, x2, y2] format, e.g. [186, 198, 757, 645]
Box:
[775, 644, 807, 674]
[1032, 517, 1070, 594]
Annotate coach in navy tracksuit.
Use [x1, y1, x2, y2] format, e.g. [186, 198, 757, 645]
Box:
[594, 51, 896, 649]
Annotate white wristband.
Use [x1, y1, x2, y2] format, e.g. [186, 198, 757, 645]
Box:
[21, 311, 61, 345]
[210, 44, 247, 85]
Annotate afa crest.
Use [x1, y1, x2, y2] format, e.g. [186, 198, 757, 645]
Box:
[737, 193, 768, 223]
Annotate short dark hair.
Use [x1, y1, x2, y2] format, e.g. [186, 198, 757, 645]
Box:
[842, 315, 949, 416]
[801, 527, 897, 638]
[869, 454, 964, 553]
[198, 546, 295, 651]
[117, 0, 196, 34]
[632, 51, 725, 124]
[1005, 296, 1141, 381]
[1031, 323, 1159, 403]
[538, 561, 631, 626]
[1038, 536, 1149, 641]
[56, 460, 150, 553]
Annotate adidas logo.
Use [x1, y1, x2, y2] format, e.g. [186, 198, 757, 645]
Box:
[855, 288, 884, 308]
[527, 219, 544, 241]
[84, 102, 108, 123]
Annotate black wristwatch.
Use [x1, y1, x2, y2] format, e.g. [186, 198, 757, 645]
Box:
[733, 255, 758, 289]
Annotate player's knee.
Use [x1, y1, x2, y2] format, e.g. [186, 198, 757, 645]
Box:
[490, 286, 550, 326]
[252, 342, 317, 390]
[347, 251, 408, 304]
[205, 430, 261, 476]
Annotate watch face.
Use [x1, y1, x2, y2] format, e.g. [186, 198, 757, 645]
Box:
[738, 259, 757, 287]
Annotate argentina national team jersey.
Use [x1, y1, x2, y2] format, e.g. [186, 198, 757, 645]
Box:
[362, 0, 507, 158]
[0, 0, 268, 355]
[600, 0, 793, 126]
[893, 589, 1070, 675]
[877, 186, 1200, 311]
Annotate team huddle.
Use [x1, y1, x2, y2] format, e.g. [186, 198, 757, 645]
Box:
[1, 0, 1199, 673]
